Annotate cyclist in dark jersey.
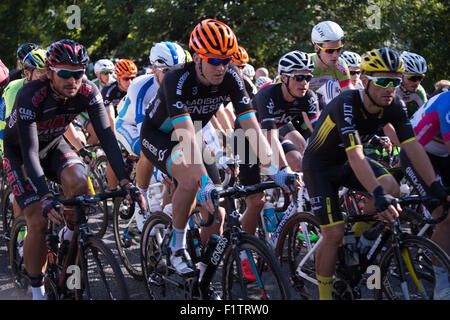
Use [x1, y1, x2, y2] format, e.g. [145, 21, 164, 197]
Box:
[3, 39, 143, 300]
[303, 47, 447, 300]
[140, 19, 298, 277]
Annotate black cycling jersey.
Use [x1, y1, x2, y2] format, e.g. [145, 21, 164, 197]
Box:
[244, 76, 257, 99]
[252, 83, 319, 130]
[101, 81, 127, 116]
[144, 62, 253, 134]
[4, 78, 129, 199]
[304, 89, 416, 169]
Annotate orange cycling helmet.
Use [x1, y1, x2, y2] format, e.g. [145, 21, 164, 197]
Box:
[232, 46, 249, 65]
[189, 18, 238, 57]
[114, 59, 138, 77]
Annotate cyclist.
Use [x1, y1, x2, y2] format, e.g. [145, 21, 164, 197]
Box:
[399, 91, 450, 299]
[92, 59, 115, 91]
[140, 18, 297, 277]
[243, 63, 255, 81]
[115, 41, 187, 225]
[232, 46, 258, 99]
[255, 76, 272, 91]
[302, 47, 447, 300]
[316, 51, 363, 109]
[236, 50, 317, 280]
[395, 51, 428, 117]
[3, 39, 143, 300]
[255, 67, 269, 81]
[8, 43, 40, 82]
[309, 21, 353, 93]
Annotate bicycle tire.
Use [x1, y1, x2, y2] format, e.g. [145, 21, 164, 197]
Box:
[222, 232, 292, 300]
[9, 214, 28, 292]
[274, 211, 321, 299]
[379, 234, 450, 300]
[1, 185, 14, 242]
[140, 212, 172, 300]
[113, 196, 144, 280]
[75, 236, 130, 300]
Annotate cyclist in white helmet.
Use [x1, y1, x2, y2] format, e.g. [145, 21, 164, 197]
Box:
[243, 63, 255, 81]
[316, 51, 363, 109]
[115, 42, 186, 224]
[309, 21, 353, 93]
[92, 59, 115, 91]
[396, 51, 428, 117]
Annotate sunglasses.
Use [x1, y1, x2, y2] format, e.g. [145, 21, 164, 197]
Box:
[404, 74, 424, 82]
[101, 71, 113, 75]
[350, 70, 361, 75]
[199, 54, 232, 66]
[317, 45, 344, 54]
[284, 73, 313, 82]
[119, 76, 135, 81]
[50, 66, 85, 79]
[366, 75, 402, 88]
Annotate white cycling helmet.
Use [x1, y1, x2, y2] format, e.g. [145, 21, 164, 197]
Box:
[341, 51, 361, 68]
[94, 59, 114, 74]
[400, 51, 427, 74]
[311, 21, 344, 44]
[149, 42, 186, 68]
[243, 64, 255, 78]
[278, 50, 314, 74]
[255, 76, 272, 89]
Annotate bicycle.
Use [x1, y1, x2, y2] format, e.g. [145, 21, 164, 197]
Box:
[277, 193, 450, 300]
[140, 179, 294, 300]
[9, 189, 130, 300]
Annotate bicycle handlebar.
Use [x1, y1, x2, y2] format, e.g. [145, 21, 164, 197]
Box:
[396, 195, 449, 225]
[59, 189, 127, 206]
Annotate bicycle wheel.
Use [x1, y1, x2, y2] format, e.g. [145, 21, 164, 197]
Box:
[222, 233, 292, 300]
[113, 196, 144, 280]
[85, 172, 110, 238]
[274, 212, 321, 299]
[9, 214, 28, 292]
[76, 236, 129, 300]
[379, 234, 450, 300]
[2, 185, 14, 242]
[140, 212, 172, 300]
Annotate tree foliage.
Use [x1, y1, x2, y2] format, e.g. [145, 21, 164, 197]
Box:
[0, 0, 447, 91]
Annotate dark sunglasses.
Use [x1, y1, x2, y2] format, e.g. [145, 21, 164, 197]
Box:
[119, 76, 135, 81]
[350, 70, 361, 75]
[199, 54, 232, 66]
[405, 74, 424, 82]
[50, 66, 85, 80]
[317, 45, 344, 54]
[101, 71, 113, 75]
[285, 73, 313, 82]
[366, 76, 402, 88]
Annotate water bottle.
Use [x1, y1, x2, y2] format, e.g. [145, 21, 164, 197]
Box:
[261, 202, 277, 232]
[343, 230, 359, 266]
[358, 222, 385, 261]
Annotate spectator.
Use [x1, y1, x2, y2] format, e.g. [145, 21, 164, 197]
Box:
[0, 59, 9, 87]
[255, 67, 269, 80]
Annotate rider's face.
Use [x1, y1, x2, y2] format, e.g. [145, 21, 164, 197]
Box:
[194, 53, 231, 86]
[315, 40, 343, 68]
[47, 64, 84, 98]
[363, 72, 402, 107]
[282, 70, 312, 98]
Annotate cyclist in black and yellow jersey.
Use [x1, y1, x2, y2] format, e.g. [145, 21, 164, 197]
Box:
[302, 47, 447, 300]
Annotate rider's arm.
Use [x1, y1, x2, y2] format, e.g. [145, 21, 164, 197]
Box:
[382, 123, 401, 147]
[265, 128, 289, 170]
[346, 145, 381, 193]
[64, 122, 85, 151]
[214, 104, 233, 134]
[401, 139, 437, 186]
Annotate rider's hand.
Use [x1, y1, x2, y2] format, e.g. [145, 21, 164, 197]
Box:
[270, 166, 300, 192]
[121, 182, 146, 212]
[372, 185, 401, 223]
[196, 175, 216, 214]
[41, 195, 64, 225]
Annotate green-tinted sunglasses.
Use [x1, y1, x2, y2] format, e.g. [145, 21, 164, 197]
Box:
[50, 66, 85, 79]
[366, 75, 402, 88]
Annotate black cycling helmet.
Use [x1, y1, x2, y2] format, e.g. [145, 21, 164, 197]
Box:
[46, 39, 89, 67]
[17, 43, 40, 61]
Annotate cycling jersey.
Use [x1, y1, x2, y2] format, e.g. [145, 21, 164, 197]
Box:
[309, 53, 352, 91]
[0, 78, 26, 156]
[115, 74, 159, 156]
[316, 78, 364, 110]
[101, 81, 127, 117]
[253, 83, 319, 130]
[410, 91, 450, 157]
[304, 90, 415, 168]
[244, 76, 258, 99]
[3, 78, 129, 203]
[141, 62, 253, 177]
[395, 84, 428, 118]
